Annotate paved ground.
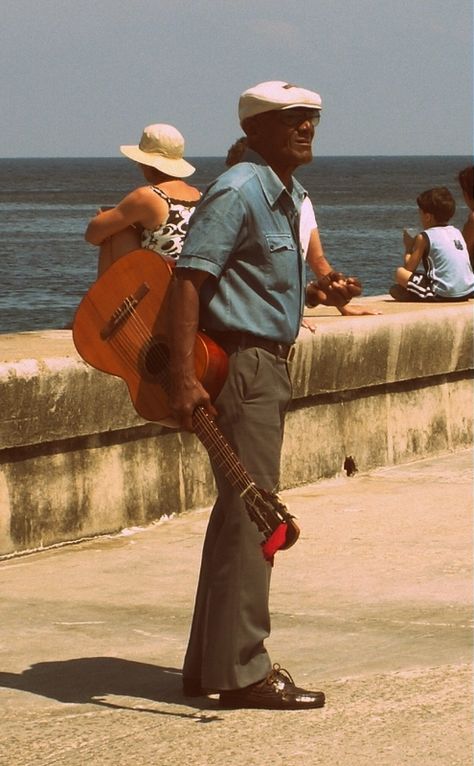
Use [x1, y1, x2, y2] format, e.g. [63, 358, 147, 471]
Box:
[0, 449, 472, 766]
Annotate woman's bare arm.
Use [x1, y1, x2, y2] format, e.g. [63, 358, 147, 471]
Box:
[85, 187, 167, 245]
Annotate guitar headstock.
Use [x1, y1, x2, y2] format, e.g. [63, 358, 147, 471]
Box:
[244, 486, 300, 553]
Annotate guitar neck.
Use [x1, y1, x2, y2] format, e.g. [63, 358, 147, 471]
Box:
[192, 407, 257, 498]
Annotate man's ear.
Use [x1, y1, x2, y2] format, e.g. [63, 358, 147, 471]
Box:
[242, 115, 266, 140]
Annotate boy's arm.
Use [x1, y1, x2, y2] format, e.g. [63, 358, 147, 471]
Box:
[404, 233, 427, 272]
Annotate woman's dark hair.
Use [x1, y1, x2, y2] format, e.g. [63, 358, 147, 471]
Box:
[225, 137, 248, 167]
[458, 166, 474, 198]
[416, 187, 455, 223]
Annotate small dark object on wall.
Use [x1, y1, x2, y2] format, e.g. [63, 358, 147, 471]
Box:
[344, 456, 358, 477]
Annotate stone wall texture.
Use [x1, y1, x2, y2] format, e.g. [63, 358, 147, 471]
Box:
[0, 297, 472, 555]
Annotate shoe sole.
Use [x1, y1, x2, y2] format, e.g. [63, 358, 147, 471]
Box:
[219, 695, 325, 710]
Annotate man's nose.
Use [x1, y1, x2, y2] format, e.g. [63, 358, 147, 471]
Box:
[298, 119, 315, 135]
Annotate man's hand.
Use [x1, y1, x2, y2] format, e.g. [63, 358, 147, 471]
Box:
[301, 317, 317, 333]
[403, 228, 416, 253]
[344, 276, 362, 296]
[169, 373, 217, 432]
[306, 272, 362, 308]
[339, 304, 382, 316]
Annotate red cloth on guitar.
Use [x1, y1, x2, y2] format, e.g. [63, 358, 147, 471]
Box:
[261, 523, 288, 563]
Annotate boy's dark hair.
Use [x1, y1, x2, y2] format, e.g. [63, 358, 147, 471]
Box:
[458, 166, 474, 198]
[416, 187, 455, 224]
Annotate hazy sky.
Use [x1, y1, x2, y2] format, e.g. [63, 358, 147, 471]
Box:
[1, 0, 473, 157]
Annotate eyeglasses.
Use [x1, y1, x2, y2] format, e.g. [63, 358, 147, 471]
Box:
[276, 109, 321, 128]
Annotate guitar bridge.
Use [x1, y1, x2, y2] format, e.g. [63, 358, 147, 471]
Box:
[100, 282, 150, 340]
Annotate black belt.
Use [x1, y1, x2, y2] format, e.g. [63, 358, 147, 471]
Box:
[207, 330, 295, 361]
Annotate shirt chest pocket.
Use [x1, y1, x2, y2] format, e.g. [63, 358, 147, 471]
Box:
[264, 233, 299, 291]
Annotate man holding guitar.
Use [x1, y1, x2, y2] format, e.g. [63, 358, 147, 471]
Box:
[168, 81, 361, 710]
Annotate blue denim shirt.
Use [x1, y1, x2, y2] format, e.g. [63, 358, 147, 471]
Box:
[176, 150, 307, 344]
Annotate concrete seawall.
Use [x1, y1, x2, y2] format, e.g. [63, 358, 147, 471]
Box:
[0, 296, 472, 556]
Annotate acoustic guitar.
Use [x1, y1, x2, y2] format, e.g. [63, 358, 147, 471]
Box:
[73, 249, 299, 560]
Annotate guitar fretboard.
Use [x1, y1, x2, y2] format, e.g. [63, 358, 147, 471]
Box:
[193, 407, 257, 498]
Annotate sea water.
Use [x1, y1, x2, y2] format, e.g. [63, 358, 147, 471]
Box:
[0, 155, 470, 333]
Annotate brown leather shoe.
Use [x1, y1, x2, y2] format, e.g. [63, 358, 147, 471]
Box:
[219, 664, 325, 710]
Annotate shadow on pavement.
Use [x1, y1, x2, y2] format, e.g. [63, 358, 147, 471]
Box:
[0, 657, 222, 720]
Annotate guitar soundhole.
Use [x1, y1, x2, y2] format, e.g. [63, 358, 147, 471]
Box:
[139, 338, 170, 384]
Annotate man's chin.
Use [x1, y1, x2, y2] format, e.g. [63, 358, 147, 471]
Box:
[295, 149, 313, 165]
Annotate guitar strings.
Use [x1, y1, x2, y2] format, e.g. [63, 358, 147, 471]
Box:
[105, 299, 149, 379]
[192, 406, 277, 532]
[89, 298, 139, 379]
[194, 409, 251, 486]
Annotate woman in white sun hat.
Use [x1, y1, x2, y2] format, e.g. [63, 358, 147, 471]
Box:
[85, 123, 201, 276]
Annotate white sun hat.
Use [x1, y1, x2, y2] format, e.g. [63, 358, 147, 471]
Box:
[239, 80, 322, 125]
[120, 124, 195, 178]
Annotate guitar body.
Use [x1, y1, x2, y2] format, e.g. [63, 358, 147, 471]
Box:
[73, 249, 228, 426]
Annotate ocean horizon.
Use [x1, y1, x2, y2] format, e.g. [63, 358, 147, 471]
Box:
[0, 154, 471, 334]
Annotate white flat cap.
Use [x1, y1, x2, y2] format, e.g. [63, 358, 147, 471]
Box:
[239, 80, 322, 124]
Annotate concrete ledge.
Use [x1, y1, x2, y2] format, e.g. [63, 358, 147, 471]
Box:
[0, 297, 472, 555]
[293, 297, 473, 395]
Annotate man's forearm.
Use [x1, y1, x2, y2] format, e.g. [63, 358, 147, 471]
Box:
[168, 268, 216, 430]
[168, 271, 201, 376]
[309, 253, 333, 281]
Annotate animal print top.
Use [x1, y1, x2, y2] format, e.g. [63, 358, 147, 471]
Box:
[140, 185, 200, 260]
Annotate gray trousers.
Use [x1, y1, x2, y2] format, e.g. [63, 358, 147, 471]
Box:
[182, 347, 292, 690]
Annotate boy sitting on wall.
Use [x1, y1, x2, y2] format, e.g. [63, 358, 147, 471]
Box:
[390, 187, 474, 302]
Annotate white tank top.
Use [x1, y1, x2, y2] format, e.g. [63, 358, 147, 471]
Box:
[423, 225, 474, 297]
